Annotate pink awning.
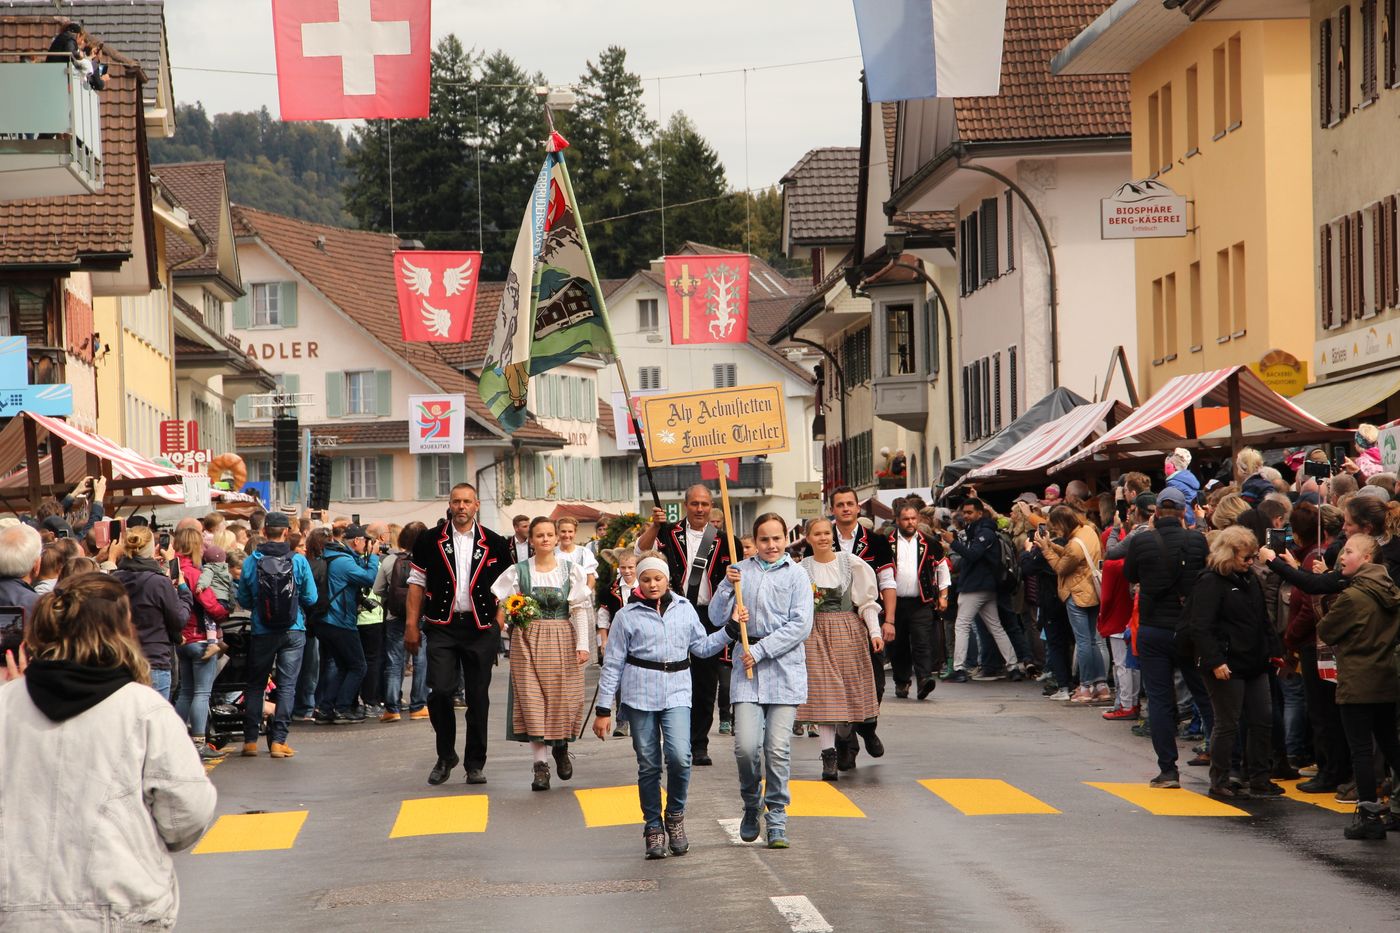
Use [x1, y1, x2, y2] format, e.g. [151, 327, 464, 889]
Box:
[0, 412, 186, 502]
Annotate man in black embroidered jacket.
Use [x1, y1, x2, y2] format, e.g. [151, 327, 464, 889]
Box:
[890, 503, 947, 700]
[405, 483, 513, 786]
[635, 483, 731, 765]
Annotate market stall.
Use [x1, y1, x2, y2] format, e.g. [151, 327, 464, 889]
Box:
[938, 387, 1089, 489]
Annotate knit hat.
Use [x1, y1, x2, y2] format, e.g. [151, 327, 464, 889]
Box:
[1167, 447, 1192, 469]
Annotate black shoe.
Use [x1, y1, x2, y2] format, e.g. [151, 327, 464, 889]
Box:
[1149, 770, 1181, 789]
[644, 826, 668, 859]
[531, 761, 550, 791]
[945, 670, 970, 683]
[1006, 667, 1026, 683]
[1345, 802, 1388, 840]
[313, 710, 334, 725]
[1249, 781, 1286, 797]
[664, 814, 689, 856]
[333, 709, 366, 724]
[428, 755, 459, 786]
[553, 745, 573, 781]
[693, 752, 713, 766]
[918, 678, 937, 700]
[836, 736, 858, 771]
[820, 748, 838, 781]
[465, 768, 487, 785]
[894, 684, 910, 699]
[1208, 784, 1250, 800]
[1271, 762, 1302, 780]
[1296, 776, 1338, 794]
[861, 729, 884, 758]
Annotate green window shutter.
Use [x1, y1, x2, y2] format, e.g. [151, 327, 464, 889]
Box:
[283, 373, 300, 399]
[416, 455, 435, 500]
[325, 371, 344, 418]
[376, 370, 392, 416]
[330, 457, 346, 502]
[451, 453, 467, 484]
[234, 394, 250, 422]
[232, 292, 250, 330]
[376, 455, 394, 500]
[279, 281, 298, 327]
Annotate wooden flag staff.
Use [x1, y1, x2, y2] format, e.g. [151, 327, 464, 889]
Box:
[715, 461, 752, 679]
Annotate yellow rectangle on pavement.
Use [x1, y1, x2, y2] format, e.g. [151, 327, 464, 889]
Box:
[919, 779, 1060, 815]
[1277, 779, 1354, 814]
[193, 811, 309, 854]
[575, 785, 665, 828]
[1086, 782, 1248, 817]
[786, 780, 864, 818]
[389, 795, 489, 838]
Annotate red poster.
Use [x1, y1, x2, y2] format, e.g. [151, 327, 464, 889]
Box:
[273, 0, 431, 121]
[699, 458, 740, 482]
[395, 251, 481, 343]
[664, 254, 750, 345]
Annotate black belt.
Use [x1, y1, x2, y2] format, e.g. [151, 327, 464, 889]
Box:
[626, 654, 691, 673]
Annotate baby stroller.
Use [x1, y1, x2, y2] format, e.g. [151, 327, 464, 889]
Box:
[205, 614, 263, 750]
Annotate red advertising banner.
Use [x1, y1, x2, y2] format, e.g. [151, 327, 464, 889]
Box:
[699, 458, 740, 482]
[272, 0, 431, 121]
[395, 251, 482, 343]
[664, 254, 750, 345]
[160, 419, 198, 455]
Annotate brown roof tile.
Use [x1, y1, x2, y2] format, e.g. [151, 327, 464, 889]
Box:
[882, 103, 898, 187]
[230, 205, 562, 446]
[955, 0, 1130, 143]
[154, 161, 230, 277]
[597, 398, 615, 439]
[780, 147, 860, 245]
[237, 418, 494, 452]
[0, 16, 147, 268]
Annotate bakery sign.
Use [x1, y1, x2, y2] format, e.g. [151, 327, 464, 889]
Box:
[1246, 349, 1308, 397]
[1100, 179, 1187, 239]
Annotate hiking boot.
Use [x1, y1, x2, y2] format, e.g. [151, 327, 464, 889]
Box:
[820, 748, 839, 781]
[836, 739, 857, 772]
[1345, 802, 1388, 841]
[380, 710, 401, 723]
[1149, 770, 1181, 789]
[465, 769, 487, 785]
[1102, 705, 1140, 721]
[240, 742, 258, 757]
[644, 826, 668, 859]
[792, 722, 805, 737]
[739, 808, 761, 842]
[664, 814, 689, 856]
[895, 684, 910, 699]
[409, 708, 430, 720]
[1336, 781, 1359, 803]
[531, 761, 551, 791]
[1249, 781, 1286, 797]
[269, 742, 296, 759]
[553, 745, 574, 781]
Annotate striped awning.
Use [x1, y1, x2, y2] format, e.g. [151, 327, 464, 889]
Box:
[0, 412, 186, 502]
[1054, 366, 1343, 472]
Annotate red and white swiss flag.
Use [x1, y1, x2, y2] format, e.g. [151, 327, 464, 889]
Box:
[395, 250, 481, 343]
[272, 0, 431, 121]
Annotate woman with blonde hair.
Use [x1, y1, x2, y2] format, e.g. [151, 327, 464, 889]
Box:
[0, 573, 217, 930]
[1037, 505, 1109, 704]
[110, 526, 191, 700]
[171, 526, 228, 760]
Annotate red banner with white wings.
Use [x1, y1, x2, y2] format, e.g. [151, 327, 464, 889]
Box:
[395, 251, 481, 343]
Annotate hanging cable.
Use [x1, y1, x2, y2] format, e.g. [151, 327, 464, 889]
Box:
[475, 88, 484, 250]
[656, 77, 666, 256]
[387, 121, 396, 235]
[742, 69, 751, 256]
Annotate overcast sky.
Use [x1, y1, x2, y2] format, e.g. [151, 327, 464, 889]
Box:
[163, 0, 866, 191]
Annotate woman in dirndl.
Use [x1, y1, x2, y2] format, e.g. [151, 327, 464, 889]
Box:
[491, 517, 592, 791]
[798, 517, 882, 782]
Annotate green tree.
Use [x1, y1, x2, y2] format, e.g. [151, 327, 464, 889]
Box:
[656, 111, 741, 252]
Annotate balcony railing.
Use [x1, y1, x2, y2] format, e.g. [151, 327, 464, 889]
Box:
[0, 61, 103, 201]
[641, 461, 773, 494]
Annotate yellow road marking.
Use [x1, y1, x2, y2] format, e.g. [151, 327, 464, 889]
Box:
[575, 785, 666, 828]
[1277, 779, 1355, 814]
[1085, 782, 1247, 817]
[786, 780, 864, 818]
[193, 810, 309, 854]
[919, 778, 1060, 815]
[389, 795, 489, 838]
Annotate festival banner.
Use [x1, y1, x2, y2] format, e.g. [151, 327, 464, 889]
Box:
[664, 253, 750, 345]
[395, 251, 480, 343]
[640, 383, 789, 466]
[409, 393, 466, 454]
[610, 389, 661, 451]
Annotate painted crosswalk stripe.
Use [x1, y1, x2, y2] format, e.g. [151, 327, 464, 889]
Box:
[193, 811, 308, 854]
[1085, 782, 1248, 817]
[574, 785, 666, 828]
[770, 895, 834, 933]
[389, 795, 489, 838]
[787, 780, 864, 818]
[1276, 779, 1355, 815]
[919, 778, 1060, 815]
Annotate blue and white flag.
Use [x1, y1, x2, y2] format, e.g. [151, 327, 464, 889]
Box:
[852, 0, 1008, 101]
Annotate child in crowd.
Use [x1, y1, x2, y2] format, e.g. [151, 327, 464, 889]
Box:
[598, 549, 642, 737]
[195, 545, 233, 660]
[740, 536, 756, 559]
[593, 551, 733, 859]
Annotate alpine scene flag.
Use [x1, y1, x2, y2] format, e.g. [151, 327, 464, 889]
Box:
[479, 133, 617, 433]
[851, 0, 1008, 101]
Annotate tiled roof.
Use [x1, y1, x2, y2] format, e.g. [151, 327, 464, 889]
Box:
[892, 210, 956, 234]
[230, 205, 563, 446]
[237, 418, 495, 452]
[4, 0, 168, 105]
[0, 16, 147, 268]
[780, 147, 860, 245]
[955, 0, 1130, 143]
[154, 161, 229, 277]
[597, 398, 615, 439]
[882, 103, 898, 187]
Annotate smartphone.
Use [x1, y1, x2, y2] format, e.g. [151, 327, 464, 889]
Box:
[55, 528, 69, 539]
[0, 607, 24, 655]
[352, 513, 361, 525]
[1115, 500, 1129, 521]
[158, 531, 171, 550]
[168, 559, 181, 582]
[1302, 460, 1332, 481]
[1330, 442, 1349, 466]
[108, 518, 122, 539]
[1266, 528, 1283, 551]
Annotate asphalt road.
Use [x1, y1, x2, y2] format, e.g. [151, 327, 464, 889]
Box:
[175, 665, 1400, 932]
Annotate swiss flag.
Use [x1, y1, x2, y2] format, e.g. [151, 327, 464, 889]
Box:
[664, 254, 750, 345]
[395, 251, 481, 343]
[700, 458, 741, 482]
[272, 0, 431, 121]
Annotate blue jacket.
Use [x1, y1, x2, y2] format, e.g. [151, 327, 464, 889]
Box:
[321, 542, 380, 631]
[949, 515, 1001, 593]
[708, 556, 813, 706]
[236, 540, 318, 636]
[1167, 469, 1201, 525]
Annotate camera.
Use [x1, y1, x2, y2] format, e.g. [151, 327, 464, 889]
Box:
[357, 593, 380, 614]
[1302, 460, 1332, 481]
[0, 607, 23, 654]
[378, 543, 391, 556]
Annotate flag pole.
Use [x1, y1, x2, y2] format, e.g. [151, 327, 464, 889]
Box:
[546, 104, 663, 510]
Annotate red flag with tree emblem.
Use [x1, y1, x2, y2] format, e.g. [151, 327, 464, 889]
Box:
[664, 254, 749, 345]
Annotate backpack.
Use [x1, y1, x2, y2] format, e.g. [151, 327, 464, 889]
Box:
[384, 552, 412, 618]
[255, 551, 298, 629]
[995, 530, 1022, 592]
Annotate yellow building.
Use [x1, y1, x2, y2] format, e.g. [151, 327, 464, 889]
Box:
[1055, 1, 1314, 396]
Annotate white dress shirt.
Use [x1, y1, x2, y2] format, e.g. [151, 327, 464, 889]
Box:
[684, 523, 715, 606]
[512, 536, 530, 562]
[895, 533, 920, 598]
[452, 523, 476, 613]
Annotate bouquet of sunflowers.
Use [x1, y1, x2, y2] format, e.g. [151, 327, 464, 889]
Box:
[502, 593, 541, 632]
[811, 583, 823, 606]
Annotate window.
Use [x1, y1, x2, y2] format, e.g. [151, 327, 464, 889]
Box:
[992, 352, 1002, 431]
[1341, 216, 1354, 324]
[712, 363, 737, 388]
[252, 282, 280, 327]
[979, 198, 999, 281]
[885, 303, 914, 375]
[1185, 65, 1200, 153]
[435, 454, 453, 498]
[1231, 242, 1247, 335]
[202, 290, 223, 332]
[347, 456, 378, 500]
[1160, 81, 1174, 169]
[926, 297, 941, 377]
[840, 326, 871, 386]
[1008, 346, 1018, 420]
[639, 366, 661, 391]
[980, 357, 991, 436]
[637, 298, 659, 333]
[1148, 90, 1161, 172]
[1321, 17, 1335, 128]
[810, 248, 824, 285]
[1189, 261, 1203, 351]
[1371, 201, 1384, 317]
[1340, 6, 1353, 117]
[344, 370, 376, 415]
[1387, 0, 1398, 88]
[1164, 272, 1178, 359]
[1152, 276, 1165, 362]
[1216, 247, 1231, 340]
[1321, 223, 1335, 328]
[1364, 0, 1379, 101]
[1227, 34, 1243, 129]
[1213, 43, 1227, 137]
[1005, 190, 1015, 272]
[962, 366, 972, 439]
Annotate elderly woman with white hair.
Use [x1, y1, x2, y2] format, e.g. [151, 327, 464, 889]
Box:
[1164, 447, 1200, 525]
[0, 522, 42, 620]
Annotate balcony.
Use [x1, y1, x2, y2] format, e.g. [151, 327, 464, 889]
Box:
[873, 374, 929, 431]
[0, 62, 103, 201]
[641, 461, 773, 495]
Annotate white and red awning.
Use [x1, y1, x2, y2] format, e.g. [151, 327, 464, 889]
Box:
[1053, 366, 1342, 473]
[0, 412, 186, 503]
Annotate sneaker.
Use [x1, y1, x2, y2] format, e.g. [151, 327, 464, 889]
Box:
[1209, 784, 1249, 800]
[409, 708, 430, 721]
[1336, 782, 1359, 803]
[1130, 722, 1151, 737]
[333, 710, 366, 724]
[1296, 776, 1339, 794]
[614, 721, 631, 737]
[1090, 684, 1113, 705]
[380, 710, 401, 723]
[1041, 680, 1061, 696]
[664, 814, 689, 856]
[806, 723, 819, 738]
[1102, 705, 1140, 721]
[1046, 687, 1071, 701]
[1006, 667, 1026, 683]
[196, 742, 226, 761]
[1069, 686, 1094, 704]
[1149, 770, 1181, 789]
[792, 722, 805, 737]
[1186, 752, 1211, 767]
[766, 829, 789, 849]
[739, 808, 761, 842]
[945, 670, 970, 684]
[313, 711, 334, 725]
[1023, 662, 1042, 679]
[718, 720, 733, 736]
[644, 827, 668, 859]
[1249, 781, 1285, 797]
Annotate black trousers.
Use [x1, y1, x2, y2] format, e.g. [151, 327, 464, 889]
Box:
[425, 622, 498, 770]
[891, 596, 936, 688]
[1299, 645, 1352, 784]
[1204, 669, 1272, 789]
[358, 621, 385, 708]
[690, 652, 721, 754]
[1339, 702, 1400, 803]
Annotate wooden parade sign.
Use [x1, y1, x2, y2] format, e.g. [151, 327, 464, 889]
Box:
[639, 383, 789, 466]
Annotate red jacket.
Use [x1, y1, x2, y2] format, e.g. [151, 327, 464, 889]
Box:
[178, 554, 228, 644]
[1098, 558, 1132, 636]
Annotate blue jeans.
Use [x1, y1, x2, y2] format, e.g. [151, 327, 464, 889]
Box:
[1064, 597, 1106, 685]
[383, 615, 428, 713]
[150, 668, 172, 701]
[1137, 625, 1214, 773]
[317, 625, 367, 715]
[1279, 672, 1309, 760]
[175, 642, 219, 736]
[293, 631, 320, 717]
[243, 629, 306, 745]
[733, 702, 797, 832]
[626, 704, 691, 832]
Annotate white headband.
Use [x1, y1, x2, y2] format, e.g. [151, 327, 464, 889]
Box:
[636, 556, 670, 579]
